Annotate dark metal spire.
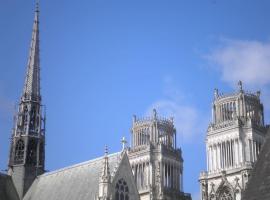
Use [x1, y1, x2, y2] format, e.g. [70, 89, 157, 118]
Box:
[22, 2, 40, 101]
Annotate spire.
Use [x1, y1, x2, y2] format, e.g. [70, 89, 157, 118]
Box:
[22, 2, 40, 101]
[99, 146, 111, 199]
[100, 146, 111, 182]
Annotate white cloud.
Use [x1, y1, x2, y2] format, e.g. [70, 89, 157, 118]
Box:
[147, 100, 200, 140]
[146, 77, 208, 141]
[206, 39, 270, 87]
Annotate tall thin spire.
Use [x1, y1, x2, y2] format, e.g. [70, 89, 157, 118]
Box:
[8, 4, 45, 198]
[22, 2, 40, 101]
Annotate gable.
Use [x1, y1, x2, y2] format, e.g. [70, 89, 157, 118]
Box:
[111, 152, 139, 200]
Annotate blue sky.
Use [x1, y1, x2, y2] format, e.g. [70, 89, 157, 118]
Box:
[1, 1, 270, 199]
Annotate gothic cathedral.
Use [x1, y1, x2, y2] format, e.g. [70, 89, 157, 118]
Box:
[0, 4, 191, 200]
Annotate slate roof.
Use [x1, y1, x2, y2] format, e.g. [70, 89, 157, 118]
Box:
[242, 127, 270, 200]
[0, 172, 19, 200]
[23, 152, 121, 200]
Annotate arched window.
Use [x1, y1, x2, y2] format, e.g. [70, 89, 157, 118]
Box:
[14, 140, 25, 164]
[218, 186, 233, 200]
[115, 178, 129, 200]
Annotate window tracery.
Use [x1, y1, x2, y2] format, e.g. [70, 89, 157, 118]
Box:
[218, 186, 233, 200]
[115, 178, 129, 200]
[14, 140, 25, 164]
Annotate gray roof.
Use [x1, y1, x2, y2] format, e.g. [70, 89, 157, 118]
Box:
[0, 173, 19, 200]
[23, 152, 121, 200]
[242, 128, 270, 200]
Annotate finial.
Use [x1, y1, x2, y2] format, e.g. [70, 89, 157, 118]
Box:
[152, 108, 157, 119]
[132, 115, 137, 123]
[238, 80, 243, 92]
[121, 137, 127, 150]
[104, 145, 108, 156]
[35, 0, 40, 13]
[257, 91, 261, 98]
[214, 88, 219, 99]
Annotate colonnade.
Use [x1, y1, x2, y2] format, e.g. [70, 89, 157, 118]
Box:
[249, 139, 262, 162]
[213, 99, 263, 126]
[132, 162, 150, 190]
[214, 101, 237, 123]
[208, 138, 262, 172]
[159, 133, 176, 149]
[208, 139, 242, 172]
[133, 128, 150, 147]
[132, 127, 176, 149]
[162, 161, 182, 191]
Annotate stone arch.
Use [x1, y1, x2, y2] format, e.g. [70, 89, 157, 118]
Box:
[217, 185, 234, 200]
[216, 177, 235, 200]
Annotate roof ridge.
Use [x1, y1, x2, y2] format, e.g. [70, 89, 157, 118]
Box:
[40, 152, 121, 177]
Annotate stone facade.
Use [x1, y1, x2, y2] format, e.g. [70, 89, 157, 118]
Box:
[128, 109, 191, 200]
[199, 82, 268, 200]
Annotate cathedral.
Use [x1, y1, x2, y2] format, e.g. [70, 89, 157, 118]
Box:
[0, 4, 192, 200]
[199, 82, 268, 200]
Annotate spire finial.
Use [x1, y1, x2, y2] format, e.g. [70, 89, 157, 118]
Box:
[238, 80, 243, 92]
[153, 108, 157, 119]
[104, 145, 108, 156]
[121, 137, 127, 151]
[35, 1, 40, 13]
[214, 88, 219, 99]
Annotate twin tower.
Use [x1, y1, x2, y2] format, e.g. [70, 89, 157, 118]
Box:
[7, 4, 191, 200]
[6, 3, 268, 200]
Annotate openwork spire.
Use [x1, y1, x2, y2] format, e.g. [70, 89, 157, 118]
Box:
[22, 3, 40, 101]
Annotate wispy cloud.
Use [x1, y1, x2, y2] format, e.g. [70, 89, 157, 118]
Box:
[146, 77, 208, 141]
[206, 39, 270, 87]
[205, 38, 270, 113]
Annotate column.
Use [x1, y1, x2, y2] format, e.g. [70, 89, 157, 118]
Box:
[217, 143, 220, 169]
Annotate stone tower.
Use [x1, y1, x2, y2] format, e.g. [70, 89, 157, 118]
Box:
[8, 4, 46, 199]
[128, 109, 191, 200]
[199, 81, 268, 200]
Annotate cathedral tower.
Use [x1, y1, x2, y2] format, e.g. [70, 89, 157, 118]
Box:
[199, 82, 268, 200]
[8, 4, 46, 199]
[128, 109, 191, 200]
